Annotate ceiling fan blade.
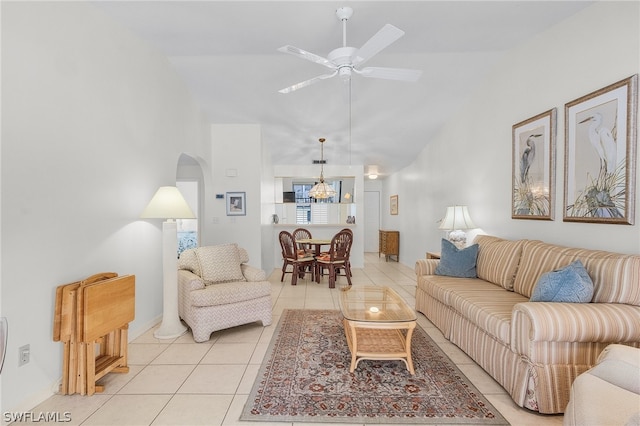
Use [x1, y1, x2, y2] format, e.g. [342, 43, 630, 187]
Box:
[277, 45, 336, 70]
[278, 71, 338, 94]
[351, 24, 405, 68]
[356, 66, 422, 82]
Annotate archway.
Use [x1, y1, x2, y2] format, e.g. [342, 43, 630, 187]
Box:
[176, 153, 206, 254]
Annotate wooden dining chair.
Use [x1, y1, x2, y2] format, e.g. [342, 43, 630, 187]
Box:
[315, 228, 353, 288]
[293, 228, 313, 254]
[293, 228, 315, 276]
[340, 228, 354, 277]
[279, 230, 315, 285]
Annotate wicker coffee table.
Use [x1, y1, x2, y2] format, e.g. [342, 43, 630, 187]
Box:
[338, 286, 417, 374]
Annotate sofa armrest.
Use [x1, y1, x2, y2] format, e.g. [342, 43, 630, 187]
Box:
[415, 259, 439, 276]
[178, 269, 205, 291]
[241, 264, 267, 282]
[511, 302, 640, 352]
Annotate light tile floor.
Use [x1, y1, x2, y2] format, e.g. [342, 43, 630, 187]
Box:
[22, 254, 564, 426]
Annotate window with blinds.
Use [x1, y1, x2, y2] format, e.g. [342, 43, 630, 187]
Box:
[296, 205, 311, 224]
[311, 204, 329, 224]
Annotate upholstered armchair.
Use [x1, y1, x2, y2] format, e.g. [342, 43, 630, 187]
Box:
[177, 244, 272, 342]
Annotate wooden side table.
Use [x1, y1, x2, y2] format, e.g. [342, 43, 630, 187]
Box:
[379, 230, 399, 262]
[426, 252, 441, 259]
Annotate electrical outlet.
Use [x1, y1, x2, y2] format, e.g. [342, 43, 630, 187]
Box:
[19, 344, 30, 366]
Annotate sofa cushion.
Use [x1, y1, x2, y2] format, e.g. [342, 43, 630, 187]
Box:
[474, 235, 526, 291]
[417, 274, 524, 345]
[530, 260, 594, 303]
[178, 248, 202, 276]
[196, 244, 246, 284]
[448, 288, 527, 345]
[589, 255, 640, 306]
[435, 239, 478, 278]
[418, 275, 495, 306]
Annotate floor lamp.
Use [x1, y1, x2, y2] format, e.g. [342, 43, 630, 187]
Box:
[141, 186, 195, 339]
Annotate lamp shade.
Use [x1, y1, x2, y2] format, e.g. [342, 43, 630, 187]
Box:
[309, 181, 337, 199]
[438, 205, 476, 230]
[140, 186, 196, 219]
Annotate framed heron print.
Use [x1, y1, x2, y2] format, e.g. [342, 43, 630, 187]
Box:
[564, 75, 637, 224]
[512, 108, 557, 220]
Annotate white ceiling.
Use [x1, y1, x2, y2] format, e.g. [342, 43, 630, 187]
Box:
[93, 1, 593, 176]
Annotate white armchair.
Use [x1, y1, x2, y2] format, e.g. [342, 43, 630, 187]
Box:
[564, 344, 640, 425]
[177, 244, 272, 342]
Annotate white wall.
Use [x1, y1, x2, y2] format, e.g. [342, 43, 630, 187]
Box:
[382, 1, 640, 266]
[1, 2, 209, 413]
[208, 124, 265, 268]
[260, 136, 277, 271]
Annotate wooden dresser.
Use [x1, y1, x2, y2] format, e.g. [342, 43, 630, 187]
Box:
[379, 230, 399, 262]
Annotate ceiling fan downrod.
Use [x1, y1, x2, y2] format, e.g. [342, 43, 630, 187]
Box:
[335, 7, 354, 79]
[336, 6, 353, 47]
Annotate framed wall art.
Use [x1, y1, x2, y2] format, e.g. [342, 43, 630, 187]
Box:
[390, 195, 398, 215]
[512, 108, 557, 220]
[226, 192, 246, 216]
[564, 74, 637, 224]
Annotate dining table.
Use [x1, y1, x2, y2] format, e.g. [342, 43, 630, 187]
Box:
[296, 238, 332, 256]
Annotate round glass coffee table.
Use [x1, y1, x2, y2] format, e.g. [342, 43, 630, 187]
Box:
[338, 286, 417, 374]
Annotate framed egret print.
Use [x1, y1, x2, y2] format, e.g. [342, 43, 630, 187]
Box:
[512, 108, 557, 220]
[564, 75, 637, 224]
[226, 192, 246, 216]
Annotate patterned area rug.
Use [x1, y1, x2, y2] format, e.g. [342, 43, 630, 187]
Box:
[241, 309, 509, 424]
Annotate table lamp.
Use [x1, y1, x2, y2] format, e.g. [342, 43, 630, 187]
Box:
[141, 186, 196, 339]
[438, 205, 476, 249]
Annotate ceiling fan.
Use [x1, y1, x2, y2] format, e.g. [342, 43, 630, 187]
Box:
[277, 6, 422, 94]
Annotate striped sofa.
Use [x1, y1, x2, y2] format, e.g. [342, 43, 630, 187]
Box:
[415, 235, 640, 414]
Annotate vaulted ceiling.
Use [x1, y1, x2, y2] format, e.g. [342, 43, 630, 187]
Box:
[94, 1, 593, 176]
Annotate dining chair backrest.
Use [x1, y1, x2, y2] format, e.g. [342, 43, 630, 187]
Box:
[279, 231, 296, 259]
[279, 231, 297, 260]
[293, 228, 312, 251]
[293, 228, 311, 241]
[328, 229, 353, 262]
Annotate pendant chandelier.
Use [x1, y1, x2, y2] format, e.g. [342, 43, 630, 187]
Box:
[309, 138, 337, 199]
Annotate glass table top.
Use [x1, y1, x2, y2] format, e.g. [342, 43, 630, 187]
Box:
[338, 286, 416, 323]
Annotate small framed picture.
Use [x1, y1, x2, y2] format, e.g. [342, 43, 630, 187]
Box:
[564, 75, 637, 224]
[390, 195, 398, 215]
[226, 192, 246, 216]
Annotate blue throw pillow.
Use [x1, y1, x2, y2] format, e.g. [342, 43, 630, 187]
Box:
[435, 239, 478, 278]
[530, 260, 594, 303]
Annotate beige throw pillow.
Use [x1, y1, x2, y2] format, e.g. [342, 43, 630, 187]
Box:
[196, 244, 246, 284]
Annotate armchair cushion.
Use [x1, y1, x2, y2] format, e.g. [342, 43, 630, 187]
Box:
[196, 244, 246, 284]
[190, 281, 272, 307]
